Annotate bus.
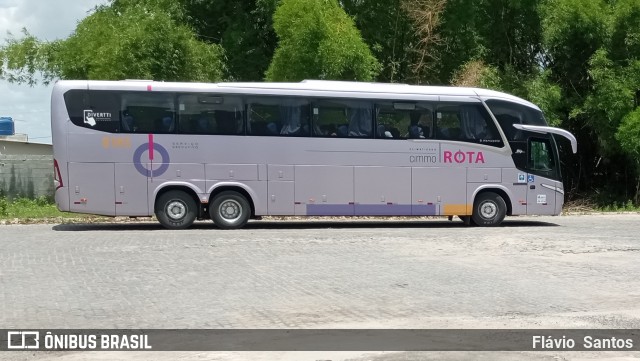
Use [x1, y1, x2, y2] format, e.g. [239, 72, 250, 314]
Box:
[51, 80, 577, 229]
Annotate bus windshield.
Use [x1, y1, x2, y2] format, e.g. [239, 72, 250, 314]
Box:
[485, 99, 547, 141]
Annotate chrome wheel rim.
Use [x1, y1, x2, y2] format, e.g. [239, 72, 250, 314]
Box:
[219, 199, 242, 223]
[480, 201, 498, 219]
[167, 201, 187, 220]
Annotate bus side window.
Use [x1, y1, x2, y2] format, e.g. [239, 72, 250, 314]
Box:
[177, 94, 243, 135]
[64, 90, 89, 128]
[313, 102, 346, 137]
[122, 112, 134, 132]
[246, 97, 310, 137]
[375, 103, 432, 140]
[347, 106, 372, 137]
[198, 112, 215, 133]
[247, 101, 280, 136]
[155, 113, 175, 133]
[376, 103, 411, 139]
[313, 100, 372, 138]
[435, 103, 503, 147]
[120, 93, 175, 134]
[280, 99, 310, 136]
[215, 110, 242, 135]
[85, 91, 121, 133]
[408, 110, 432, 139]
[435, 106, 461, 140]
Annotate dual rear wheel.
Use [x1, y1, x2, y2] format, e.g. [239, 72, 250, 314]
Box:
[155, 190, 250, 230]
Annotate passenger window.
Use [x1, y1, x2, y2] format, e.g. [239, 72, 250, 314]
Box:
[64, 90, 89, 129]
[436, 103, 503, 147]
[72, 90, 121, 133]
[375, 103, 433, 139]
[313, 100, 372, 138]
[247, 97, 310, 136]
[177, 94, 244, 135]
[120, 93, 176, 134]
[436, 105, 462, 140]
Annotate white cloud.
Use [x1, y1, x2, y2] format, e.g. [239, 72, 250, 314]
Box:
[0, 0, 106, 143]
[0, 82, 52, 141]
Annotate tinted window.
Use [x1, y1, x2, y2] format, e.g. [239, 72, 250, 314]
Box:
[64, 90, 89, 128]
[65, 90, 122, 133]
[435, 103, 503, 147]
[247, 97, 310, 136]
[313, 100, 372, 138]
[121, 93, 175, 134]
[529, 138, 556, 174]
[177, 94, 244, 135]
[486, 99, 547, 141]
[87, 91, 122, 133]
[375, 103, 434, 139]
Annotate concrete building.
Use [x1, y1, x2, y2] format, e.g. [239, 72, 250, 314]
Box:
[0, 135, 53, 156]
[0, 135, 53, 199]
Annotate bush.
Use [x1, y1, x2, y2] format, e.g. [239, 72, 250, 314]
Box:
[35, 196, 51, 207]
[0, 197, 8, 217]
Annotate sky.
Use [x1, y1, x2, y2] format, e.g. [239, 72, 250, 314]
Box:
[0, 0, 107, 144]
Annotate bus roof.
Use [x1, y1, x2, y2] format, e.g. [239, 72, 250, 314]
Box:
[55, 79, 541, 110]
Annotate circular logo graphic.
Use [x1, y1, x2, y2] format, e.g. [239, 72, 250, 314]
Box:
[133, 142, 170, 177]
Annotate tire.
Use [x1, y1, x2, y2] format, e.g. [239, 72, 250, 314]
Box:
[471, 192, 507, 227]
[210, 191, 251, 229]
[155, 190, 197, 230]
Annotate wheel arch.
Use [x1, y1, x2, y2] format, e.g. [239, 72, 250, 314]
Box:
[471, 185, 513, 216]
[154, 183, 204, 218]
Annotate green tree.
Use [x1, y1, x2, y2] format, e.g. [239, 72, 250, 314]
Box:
[617, 109, 640, 159]
[617, 108, 640, 203]
[539, 0, 640, 202]
[0, 1, 226, 84]
[265, 0, 381, 82]
[179, 0, 278, 81]
[342, 0, 417, 83]
[393, 0, 544, 85]
[476, 0, 543, 76]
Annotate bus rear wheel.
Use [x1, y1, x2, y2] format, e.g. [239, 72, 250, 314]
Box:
[471, 192, 506, 227]
[155, 190, 198, 229]
[210, 191, 250, 229]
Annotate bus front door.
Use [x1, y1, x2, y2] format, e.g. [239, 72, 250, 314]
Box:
[525, 137, 557, 215]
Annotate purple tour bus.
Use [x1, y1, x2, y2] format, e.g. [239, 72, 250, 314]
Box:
[51, 80, 577, 229]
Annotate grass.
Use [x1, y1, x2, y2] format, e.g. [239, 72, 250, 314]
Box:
[0, 196, 59, 219]
[561, 198, 640, 214]
[598, 200, 640, 212]
[0, 196, 108, 223]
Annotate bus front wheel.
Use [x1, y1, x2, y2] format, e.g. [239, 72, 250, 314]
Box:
[155, 190, 197, 229]
[210, 191, 250, 229]
[471, 192, 506, 227]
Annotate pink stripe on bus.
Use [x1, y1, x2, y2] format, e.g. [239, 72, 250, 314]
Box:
[148, 134, 154, 160]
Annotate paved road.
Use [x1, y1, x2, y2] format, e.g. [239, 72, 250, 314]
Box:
[1, 214, 639, 360]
